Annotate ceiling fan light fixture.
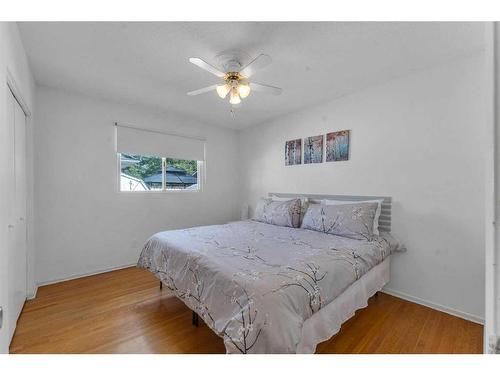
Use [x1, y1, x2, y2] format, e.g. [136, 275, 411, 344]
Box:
[187, 52, 282, 110]
[238, 83, 251, 99]
[216, 84, 230, 99]
[229, 89, 241, 105]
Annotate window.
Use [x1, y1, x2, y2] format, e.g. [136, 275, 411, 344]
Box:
[119, 153, 200, 192]
[115, 123, 205, 192]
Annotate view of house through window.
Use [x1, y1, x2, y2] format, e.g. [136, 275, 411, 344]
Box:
[119, 153, 199, 191]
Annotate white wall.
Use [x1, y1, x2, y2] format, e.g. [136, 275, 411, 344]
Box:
[238, 55, 487, 322]
[0, 22, 35, 353]
[34, 86, 240, 285]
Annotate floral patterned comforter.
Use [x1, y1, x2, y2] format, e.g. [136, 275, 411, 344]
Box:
[137, 220, 402, 353]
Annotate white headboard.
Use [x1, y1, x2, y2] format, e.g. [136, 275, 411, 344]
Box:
[268, 193, 392, 233]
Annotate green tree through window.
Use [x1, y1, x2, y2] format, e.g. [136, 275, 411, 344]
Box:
[120, 154, 199, 191]
[166, 158, 197, 175]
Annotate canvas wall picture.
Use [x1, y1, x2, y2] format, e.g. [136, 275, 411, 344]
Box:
[326, 130, 350, 162]
[285, 139, 302, 165]
[303, 135, 323, 164]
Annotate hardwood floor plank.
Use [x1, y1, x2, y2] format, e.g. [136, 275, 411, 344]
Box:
[10, 267, 483, 354]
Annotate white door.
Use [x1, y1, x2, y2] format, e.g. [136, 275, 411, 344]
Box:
[6, 88, 27, 343]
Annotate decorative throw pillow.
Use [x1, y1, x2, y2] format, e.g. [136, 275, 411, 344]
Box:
[253, 198, 301, 228]
[301, 202, 378, 240]
[322, 198, 384, 235]
[270, 195, 309, 225]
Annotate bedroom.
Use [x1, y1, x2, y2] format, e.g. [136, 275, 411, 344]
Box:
[1, 0, 500, 371]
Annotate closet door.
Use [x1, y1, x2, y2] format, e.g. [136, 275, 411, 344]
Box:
[7, 89, 27, 342]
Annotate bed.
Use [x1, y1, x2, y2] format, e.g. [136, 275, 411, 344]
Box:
[137, 193, 402, 353]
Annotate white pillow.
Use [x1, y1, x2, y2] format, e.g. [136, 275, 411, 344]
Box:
[322, 198, 383, 236]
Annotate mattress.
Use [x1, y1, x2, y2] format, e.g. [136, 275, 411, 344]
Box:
[137, 220, 402, 353]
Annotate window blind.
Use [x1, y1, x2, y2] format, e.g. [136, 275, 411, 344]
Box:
[115, 123, 205, 161]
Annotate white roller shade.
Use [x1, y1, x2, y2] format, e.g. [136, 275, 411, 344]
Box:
[115, 124, 205, 161]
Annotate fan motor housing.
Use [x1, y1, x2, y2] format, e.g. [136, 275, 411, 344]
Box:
[215, 49, 252, 73]
[224, 73, 245, 86]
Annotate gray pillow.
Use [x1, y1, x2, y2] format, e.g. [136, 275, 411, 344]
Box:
[253, 198, 301, 228]
[301, 202, 378, 240]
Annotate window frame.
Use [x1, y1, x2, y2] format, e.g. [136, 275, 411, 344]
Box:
[117, 153, 203, 193]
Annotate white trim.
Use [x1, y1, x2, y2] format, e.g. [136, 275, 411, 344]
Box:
[36, 263, 136, 288]
[484, 21, 497, 353]
[32, 263, 485, 326]
[6, 71, 36, 319]
[383, 287, 484, 325]
[6, 69, 31, 117]
[486, 20, 500, 354]
[27, 286, 38, 300]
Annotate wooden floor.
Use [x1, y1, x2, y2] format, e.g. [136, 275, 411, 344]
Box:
[10, 267, 483, 354]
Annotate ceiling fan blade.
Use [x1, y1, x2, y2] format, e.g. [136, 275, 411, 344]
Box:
[189, 58, 225, 78]
[187, 84, 219, 96]
[250, 82, 282, 96]
[239, 54, 272, 78]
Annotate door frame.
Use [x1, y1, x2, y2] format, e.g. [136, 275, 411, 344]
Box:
[7, 71, 31, 118]
[6, 68, 33, 310]
[484, 21, 500, 354]
[3, 70, 33, 352]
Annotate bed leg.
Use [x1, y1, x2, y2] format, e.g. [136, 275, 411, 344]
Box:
[192, 311, 199, 327]
[160, 280, 162, 290]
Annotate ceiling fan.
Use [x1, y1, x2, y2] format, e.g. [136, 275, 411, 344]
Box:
[187, 50, 282, 106]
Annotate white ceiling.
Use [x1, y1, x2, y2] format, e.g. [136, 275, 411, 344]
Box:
[18, 22, 485, 130]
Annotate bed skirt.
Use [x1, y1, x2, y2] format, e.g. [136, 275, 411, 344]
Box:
[297, 256, 391, 353]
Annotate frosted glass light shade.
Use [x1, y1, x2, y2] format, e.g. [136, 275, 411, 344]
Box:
[229, 89, 241, 105]
[238, 84, 251, 98]
[216, 84, 230, 99]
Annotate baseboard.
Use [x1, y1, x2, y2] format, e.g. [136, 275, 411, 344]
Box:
[36, 262, 137, 288]
[27, 285, 38, 300]
[383, 287, 484, 325]
[33, 265, 485, 326]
